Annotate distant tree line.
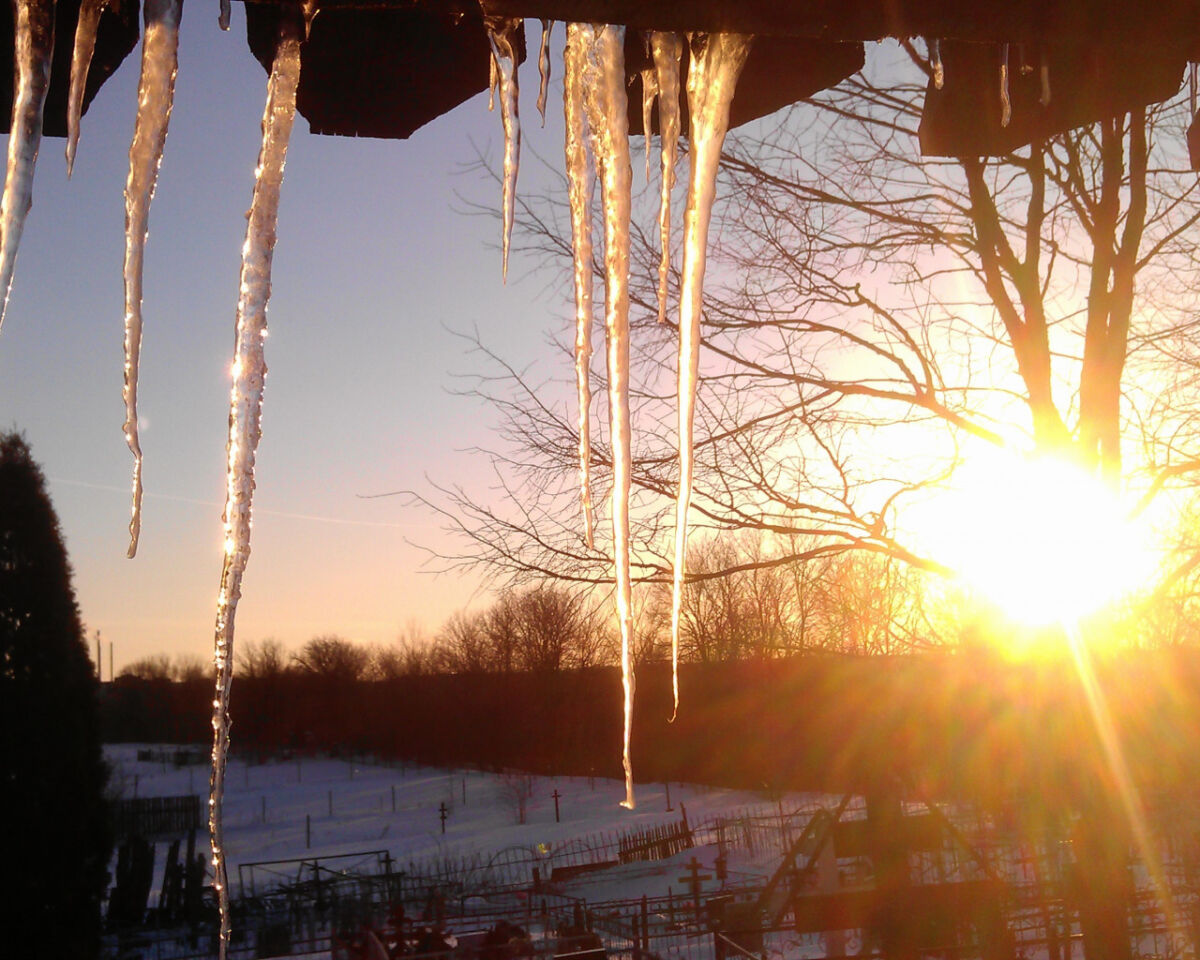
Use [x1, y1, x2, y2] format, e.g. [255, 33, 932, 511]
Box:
[102, 640, 1200, 816]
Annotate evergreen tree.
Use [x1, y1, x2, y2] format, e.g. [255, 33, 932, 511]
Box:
[0, 433, 111, 958]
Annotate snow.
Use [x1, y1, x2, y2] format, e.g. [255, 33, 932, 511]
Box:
[105, 743, 832, 960]
[108, 746, 800, 885]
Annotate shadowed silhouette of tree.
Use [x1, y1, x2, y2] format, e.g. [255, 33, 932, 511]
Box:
[0, 432, 111, 958]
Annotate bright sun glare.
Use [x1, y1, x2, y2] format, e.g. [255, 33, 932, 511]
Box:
[911, 450, 1157, 629]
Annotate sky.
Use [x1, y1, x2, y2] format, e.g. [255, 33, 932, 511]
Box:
[0, 9, 574, 672]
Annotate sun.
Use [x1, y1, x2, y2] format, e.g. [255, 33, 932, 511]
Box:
[907, 448, 1157, 631]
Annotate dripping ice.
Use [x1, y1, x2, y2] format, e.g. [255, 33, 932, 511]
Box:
[563, 23, 596, 552]
[67, 0, 105, 176]
[536, 19, 553, 126]
[640, 50, 657, 183]
[669, 33, 751, 721]
[209, 7, 305, 955]
[0, 0, 54, 331]
[485, 16, 521, 281]
[650, 32, 682, 326]
[577, 21, 636, 810]
[122, 0, 184, 559]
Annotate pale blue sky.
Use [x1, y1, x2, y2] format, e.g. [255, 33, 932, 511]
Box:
[0, 9, 572, 671]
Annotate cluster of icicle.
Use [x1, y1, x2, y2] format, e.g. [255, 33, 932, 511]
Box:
[0, 1, 305, 953]
[492, 21, 751, 809]
[925, 36, 1052, 125]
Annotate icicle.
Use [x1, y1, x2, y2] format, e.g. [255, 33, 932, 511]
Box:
[0, 0, 55, 332]
[563, 23, 596, 552]
[1040, 48, 1052, 107]
[485, 16, 521, 281]
[650, 32, 682, 325]
[121, 0, 183, 560]
[66, 0, 105, 177]
[488, 51, 497, 111]
[640, 63, 658, 183]
[536, 19, 553, 127]
[999, 44, 1011, 128]
[579, 21, 636, 809]
[669, 32, 751, 722]
[929, 37, 944, 90]
[218, 0, 229, 31]
[209, 5, 306, 955]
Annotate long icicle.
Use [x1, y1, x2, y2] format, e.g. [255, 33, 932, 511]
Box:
[66, 0, 105, 176]
[670, 32, 751, 721]
[564, 23, 596, 551]
[640, 60, 657, 183]
[650, 31, 682, 325]
[0, 0, 55, 331]
[209, 7, 305, 956]
[536, 19, 553, 126]
[580, 21, 636, 809]
[122, 0, 184, 560]
[485, 16, 521, 281]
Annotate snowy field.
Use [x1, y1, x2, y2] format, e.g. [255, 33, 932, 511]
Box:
[104, 745, 832, 959]
[106, 745, 795, 888]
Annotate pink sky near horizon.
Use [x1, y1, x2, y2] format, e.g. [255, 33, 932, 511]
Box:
[0, 11, 575, 672]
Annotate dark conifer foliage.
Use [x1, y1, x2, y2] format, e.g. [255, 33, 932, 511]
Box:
[0, 433, 111, 958]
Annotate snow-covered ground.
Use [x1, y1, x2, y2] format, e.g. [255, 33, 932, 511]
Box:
[105, 745, 832, 959]
[106, 745, 797, 885]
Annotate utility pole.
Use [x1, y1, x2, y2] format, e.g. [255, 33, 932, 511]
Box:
[108, 639, 114, 682]
[95, 630, 101, 681]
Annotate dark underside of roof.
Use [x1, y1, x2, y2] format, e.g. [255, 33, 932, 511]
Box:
[2, 0, 1199, 155]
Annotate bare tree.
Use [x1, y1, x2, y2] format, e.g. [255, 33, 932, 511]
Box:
[495, 770, 535, 824]
[291, 635, 370, 682]
[236, 637, 289, 679]
[369, 623, 437, 679]
[418, 44, 1200, 643]
[171, 655, 210, 683]
[118, 654, 174, 681]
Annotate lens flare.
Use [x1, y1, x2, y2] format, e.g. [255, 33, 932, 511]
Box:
[909, 450, 1156, 628]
